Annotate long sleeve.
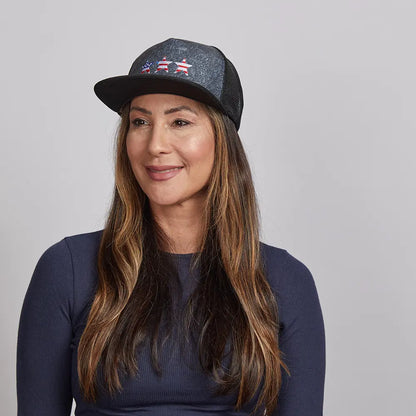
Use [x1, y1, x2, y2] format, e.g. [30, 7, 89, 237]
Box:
[17, 238, 74, 415]
[271, 250, 326, 415]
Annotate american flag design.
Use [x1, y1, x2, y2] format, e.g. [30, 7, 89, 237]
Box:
[156, 56, 172, 72]
[175, 58, 192, 76]
[141, 60, 153, 74]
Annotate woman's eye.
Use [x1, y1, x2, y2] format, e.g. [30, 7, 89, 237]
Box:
[173, 119, 189, 127]
[131, 118, 148, 127]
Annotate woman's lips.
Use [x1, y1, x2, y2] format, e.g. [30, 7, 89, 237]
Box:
[145, 166, 184, 181]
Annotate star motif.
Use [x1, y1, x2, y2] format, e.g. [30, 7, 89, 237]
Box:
[174, 58, 192, 76]
[141, 60, 153, 73]
[156, 56, 172, 72]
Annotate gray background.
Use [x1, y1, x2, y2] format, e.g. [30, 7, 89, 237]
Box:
[2, 0, 415, 414]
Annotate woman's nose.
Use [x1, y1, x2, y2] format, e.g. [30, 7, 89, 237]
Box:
[147, 123, 171, 155]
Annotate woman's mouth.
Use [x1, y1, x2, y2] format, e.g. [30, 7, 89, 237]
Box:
[145, 166, 184, 181]
[148, 167, 183, 173]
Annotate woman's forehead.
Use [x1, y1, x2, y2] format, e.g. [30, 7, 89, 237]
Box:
[129, 94, 208, 117]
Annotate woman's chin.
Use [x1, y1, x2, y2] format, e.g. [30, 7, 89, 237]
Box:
[147, 195, 186, 209]
[145, 187, 208, 211]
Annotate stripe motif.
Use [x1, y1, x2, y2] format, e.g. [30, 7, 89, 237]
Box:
[174, 59, 192, 76]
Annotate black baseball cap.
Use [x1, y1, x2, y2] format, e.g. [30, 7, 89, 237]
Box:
[94, 38, 244, 130]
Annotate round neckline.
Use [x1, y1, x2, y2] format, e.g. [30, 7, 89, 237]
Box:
[162, 251, 199, 259]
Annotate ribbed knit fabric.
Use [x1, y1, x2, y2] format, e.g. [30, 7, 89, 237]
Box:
[17, 230, 325, 415]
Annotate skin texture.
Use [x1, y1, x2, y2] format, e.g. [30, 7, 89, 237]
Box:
[126, 94, 215, 253]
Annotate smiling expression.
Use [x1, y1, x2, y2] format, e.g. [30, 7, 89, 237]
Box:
[126, 94, 216, 211]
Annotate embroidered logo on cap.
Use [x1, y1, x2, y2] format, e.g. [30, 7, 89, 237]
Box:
[141, 61, 153, 74]
[146, 56, 193, 76]
[175, 58, 192, 76]
[156, 56, 172, 72]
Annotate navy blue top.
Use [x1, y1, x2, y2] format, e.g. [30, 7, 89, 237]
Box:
[17, 230, 325, 415]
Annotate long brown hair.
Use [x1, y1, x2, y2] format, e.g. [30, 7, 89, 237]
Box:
[77, 101, 289, 415]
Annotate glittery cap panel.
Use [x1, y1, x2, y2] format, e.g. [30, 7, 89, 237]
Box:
[128, 38, 225, 101]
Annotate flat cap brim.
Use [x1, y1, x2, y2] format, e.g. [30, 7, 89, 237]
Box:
[94, 75, 226, 116]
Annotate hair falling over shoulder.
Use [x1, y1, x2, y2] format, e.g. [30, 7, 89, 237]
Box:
[77, 104, 289, 416]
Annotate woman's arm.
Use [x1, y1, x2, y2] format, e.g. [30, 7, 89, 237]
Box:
[272, 251, 326, 415]
[17, 238, 74, 415]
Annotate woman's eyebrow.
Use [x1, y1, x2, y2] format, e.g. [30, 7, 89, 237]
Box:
[130, 106, 152, 115]
[129, 105, 198, 116]
[164, 105, 198, 115]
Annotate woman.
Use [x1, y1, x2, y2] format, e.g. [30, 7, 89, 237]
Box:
[17, 38, 325, 415]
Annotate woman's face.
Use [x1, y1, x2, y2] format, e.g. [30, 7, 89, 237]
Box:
[126, 93, 215, 210]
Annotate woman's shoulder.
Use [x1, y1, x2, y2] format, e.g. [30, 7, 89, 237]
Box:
[259, 241, 319, 307]
[259, 241, 313, 277]
[62, 228, 103, 259]
[33, 229, 104, 319]
[38, 229, 103, 278]
[39, 229, 103, 260]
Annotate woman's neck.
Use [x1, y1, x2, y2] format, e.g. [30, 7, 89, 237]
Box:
[150, 199, 205, 254]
